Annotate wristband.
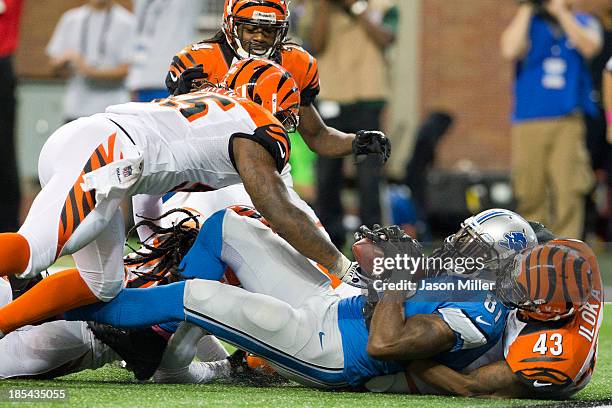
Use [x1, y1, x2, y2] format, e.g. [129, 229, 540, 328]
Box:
[335, 255, 353, 278]
[607, 109, 612, 125]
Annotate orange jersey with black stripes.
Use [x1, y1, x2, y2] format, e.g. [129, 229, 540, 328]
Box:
[104, 89, 290, 196]
[166, 40, 320, 106]
[503, 291, 604, 397]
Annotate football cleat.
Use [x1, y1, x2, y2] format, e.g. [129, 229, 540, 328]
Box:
[226, 349, 288, 386]
[88, 322, 168, 381]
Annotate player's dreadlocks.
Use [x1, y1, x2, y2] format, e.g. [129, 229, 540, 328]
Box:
[124, 208, 201, 283]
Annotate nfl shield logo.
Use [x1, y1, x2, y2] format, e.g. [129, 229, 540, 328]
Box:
[122, 166, 133, 178]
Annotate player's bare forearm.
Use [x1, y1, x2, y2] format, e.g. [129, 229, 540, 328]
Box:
[298, 104, 354, 157]
[367, 294, 455, 361]
[408, 360, 529, 398]
[233, 138, 343, 271]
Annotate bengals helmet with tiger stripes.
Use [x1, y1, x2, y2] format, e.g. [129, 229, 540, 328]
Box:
[224, 57, 300, 132]
[222, 0, 290, 59]
[496, 239, 598, 322]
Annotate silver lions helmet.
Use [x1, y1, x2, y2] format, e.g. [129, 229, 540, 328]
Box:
[435, 208, 538, 278]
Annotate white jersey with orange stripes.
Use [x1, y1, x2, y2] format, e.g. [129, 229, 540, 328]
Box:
[18, 88, 290, 303]
[105, 89, 290, 196]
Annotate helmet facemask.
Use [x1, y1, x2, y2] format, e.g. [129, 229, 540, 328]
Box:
[232, 19, 289, 59]
[434, 223, 502, 279]
[222, 0, 290, 60]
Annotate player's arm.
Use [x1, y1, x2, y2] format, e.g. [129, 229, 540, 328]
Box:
[407, 360, 530, 398]
[232, 137, 349, 275]
[298, 104, 354, 156]
[299, 105, 391, 163]
[367, 292, 456, 361]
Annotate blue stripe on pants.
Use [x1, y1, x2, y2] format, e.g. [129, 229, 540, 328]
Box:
[184, 306, 348, 388]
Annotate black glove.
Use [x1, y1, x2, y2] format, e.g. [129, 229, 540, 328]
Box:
[356, 224, 423, 283]
[352, 130, 391, 164]
[173, 65, 208, 96]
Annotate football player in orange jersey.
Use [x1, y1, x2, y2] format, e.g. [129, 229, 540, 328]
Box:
[165, 0, 390, 162]
[401, 239, 603, 398]
[0, 59, 363, 341]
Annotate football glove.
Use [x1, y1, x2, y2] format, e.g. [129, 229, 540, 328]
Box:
[356, 224, 423, 283]
[173, 65, 209, 96]
[352, 130, 391, 164]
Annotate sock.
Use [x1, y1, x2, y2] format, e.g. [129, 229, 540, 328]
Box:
[0, 268, 97, 335]
[0, 233, 31, 277]
[65, 282, 186, 328]
[197, 335, 229, 362]
[154, 360, 231, 384]
[160, 322, 208, 370]
[179, 211, 226, 281]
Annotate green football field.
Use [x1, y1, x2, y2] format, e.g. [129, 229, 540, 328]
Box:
[0, 307, 609, 408]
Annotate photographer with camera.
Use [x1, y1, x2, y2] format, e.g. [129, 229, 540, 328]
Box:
[500, 0, 603, 239]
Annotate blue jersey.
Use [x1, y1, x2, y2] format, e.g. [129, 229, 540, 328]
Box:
[337, 275, 509, 386]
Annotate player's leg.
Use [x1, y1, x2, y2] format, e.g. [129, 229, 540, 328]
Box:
[154, 322, 231, 384]
[0, 117, 125, 278]
[0, 210, 127, 335]
[0, 119, 134, 336]
[66, 279, 346, 387]
[0, 320, 119, 379]
[183, 280, 346, 388]
[0, 277, 11, 307]
[180, 209, 334, 307]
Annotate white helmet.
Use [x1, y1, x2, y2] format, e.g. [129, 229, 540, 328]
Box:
[436, 208, 538, 277]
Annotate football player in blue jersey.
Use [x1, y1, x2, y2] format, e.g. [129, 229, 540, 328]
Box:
[66, 207, 537, 389]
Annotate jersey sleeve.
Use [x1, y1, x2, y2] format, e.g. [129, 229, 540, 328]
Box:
[229, 124, 291, 174]
[165, 43, 225, 95]
[435, 305, 495, 352]
[281, 46, 320, 106]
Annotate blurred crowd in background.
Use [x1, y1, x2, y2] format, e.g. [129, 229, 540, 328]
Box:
[1, 0, 611, 253]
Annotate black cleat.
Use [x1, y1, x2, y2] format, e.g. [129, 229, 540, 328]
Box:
[88, 322, 168, 381]
[226, 349, 289, 387]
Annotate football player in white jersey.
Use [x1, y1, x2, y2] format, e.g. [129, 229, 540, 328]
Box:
[0, 58, 362, 341]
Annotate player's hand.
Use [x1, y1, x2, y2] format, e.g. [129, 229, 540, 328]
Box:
[357, 224, 423, 281]
[173, 65, 208, 96]
[352, 130, 391, 164]
[357, 224, 421, 255]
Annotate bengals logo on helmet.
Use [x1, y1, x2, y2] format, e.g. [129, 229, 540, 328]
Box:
[496, 240, 597, 321]
[224, 57, 300, 131]
[223, 0, 290, 59]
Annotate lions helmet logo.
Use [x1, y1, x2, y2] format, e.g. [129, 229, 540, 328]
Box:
[499, 232, 528, 252]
